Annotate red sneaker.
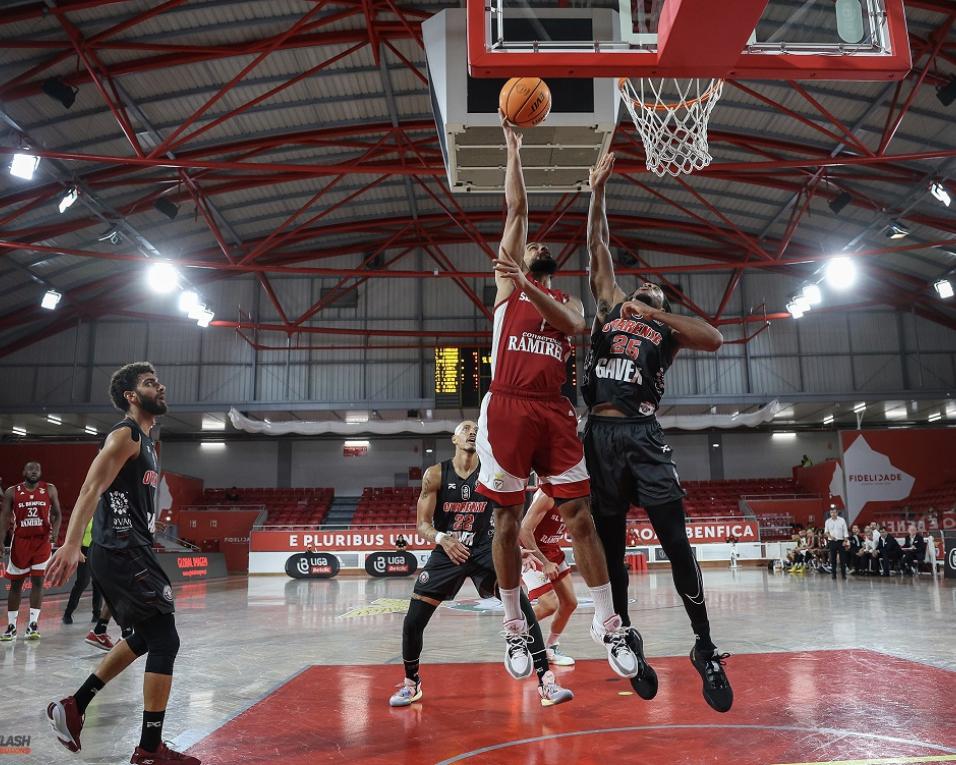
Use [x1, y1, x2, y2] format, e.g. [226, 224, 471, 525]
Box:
[85, 630, 115, 651]
[130, 743, 201, 764]
[46, 696, 84, 752]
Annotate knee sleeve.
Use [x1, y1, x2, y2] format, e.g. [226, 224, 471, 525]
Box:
[135, 613, 180, 675]
[402, 598, 437, 663]
[125, 630, 148, 657]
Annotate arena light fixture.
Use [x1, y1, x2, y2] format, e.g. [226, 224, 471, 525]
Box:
[828, 191, 851, 215]
[824, 257, 856, 290]
[425, 448, 434, 454]
[84, 426, 98, 435]
[199, 441, 226, 450]
[786, 300, 805, 319]
[41, 289, 62, 310]
[937, 75, 956, 106]
[771, 432, 796, 439]
[178, 290, 201, 314]
[10, 152, 39, 180]
[42, 76, 79, 109]
[801, 284, 823, 306]
[934, 279, 954, 299]
[345, 411, 369, 424]
[928, 412, 942, 423]
[146, 261, 179, 294]
[822, 414, 834, 425]
[711, 443, 720, 448]
[884, 403, 907, 420]
[201, 416, 225, 431]
[793, 295, 812, 313]
[885, 222, 909, 239]
[12, 426, 26, 436]
[196, 308, 214, 328]
[930, 181, 951, 207]
[853, 402, 866, 414]
[58, 187, 78, 213]
[187, 303, 207, 321]
[344, 440, 370, 449]
[946, 402, 956, 418]
[46, 414, 62, 425]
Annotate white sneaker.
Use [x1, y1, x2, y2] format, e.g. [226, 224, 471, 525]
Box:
[538, 670, 573, 707]
[25, 622, 41, 641]
[388, 678, 422, 707]
[590, 616, 638, 678]
[1, 624, 15, 642]
[501, 618, 533, 680]
[545, 644, 575, 667]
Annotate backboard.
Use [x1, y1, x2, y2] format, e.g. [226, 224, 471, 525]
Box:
[467, 0, 911, 81]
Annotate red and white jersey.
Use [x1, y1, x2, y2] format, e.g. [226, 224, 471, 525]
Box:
[12, 481, 52, 538]
[530, 489, 567, 547]
[491, 282, 573, 397]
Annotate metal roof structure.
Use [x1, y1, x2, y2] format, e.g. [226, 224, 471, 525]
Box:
[0, 0, 954, 363]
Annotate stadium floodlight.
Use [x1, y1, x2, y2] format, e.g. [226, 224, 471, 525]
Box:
[146, 261, 179, 294]
[42, 76, 78, 109]
[793, 295, 811, 312]
[46, 415, 62, 425]
[885, 222, 909, 239]
[930, 181, 951, 207]
[928, 412, 942, 423]
[10, 153, 39, 180]
[84, 426, 98, 435]
[933, 279, 954, 299]
[786, 301, 805, 319]
[12, 426, 27, 436]
[41, 290, 62, 310]
[196, 308, 214, 328]
[801, 284, 823, 306]
[822, 414, 834, 425]
[825, 257, 856, 290]
[58, 187, 78, 213]
[853, 402, 866, 414]
[178, 290, 201, 314]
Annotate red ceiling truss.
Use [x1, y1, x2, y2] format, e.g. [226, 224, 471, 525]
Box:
[0, 0, 953, 359]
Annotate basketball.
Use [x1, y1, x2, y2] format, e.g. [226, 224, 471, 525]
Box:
[499, 77, 552, 128]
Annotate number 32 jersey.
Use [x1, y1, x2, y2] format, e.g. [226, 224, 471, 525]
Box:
[432, 460, 493, 550]
[582, 302, 678, 417]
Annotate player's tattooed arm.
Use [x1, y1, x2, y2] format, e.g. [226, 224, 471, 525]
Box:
[416, 464, 440, 542]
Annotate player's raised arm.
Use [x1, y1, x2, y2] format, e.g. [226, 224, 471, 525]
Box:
[495, 110, 528, 305]
[417, 464, 469, 565]
[44, 427, 139, 587]
[588, 153, 626, 322]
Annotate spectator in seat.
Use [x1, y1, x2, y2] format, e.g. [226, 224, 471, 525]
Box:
[876, 527, 902, 576]
[846, 525, 865, 574]
[800, 454, 813, 468]
[900, 525, 926, 575]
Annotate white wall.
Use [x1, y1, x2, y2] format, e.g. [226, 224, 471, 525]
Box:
[290, 439, 428, 495]
[722, 432, 838, 479]
[663, 433, 711, 481]
[161, 441, 279, 488]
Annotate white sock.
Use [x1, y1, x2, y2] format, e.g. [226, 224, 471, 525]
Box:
[499, 586, 522, 624]
[546, 631, 561, 648]
[7, 611, 17, 628]
[589, 582, 615, 627]
[29, 608, 40, 625]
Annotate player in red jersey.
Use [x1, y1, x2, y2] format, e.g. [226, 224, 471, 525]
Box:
[1, 461, 62, 641]
[520, 488, 578, 666]
[476, 112, 638, 680]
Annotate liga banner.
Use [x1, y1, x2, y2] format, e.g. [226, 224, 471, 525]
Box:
[251, 528, 430, 553]
[627, 519, 759, 546]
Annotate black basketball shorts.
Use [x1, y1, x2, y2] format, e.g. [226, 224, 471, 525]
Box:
[413, 545, 497, 602]
[88, 544, 175, 629]
[583, 414, 686, 517]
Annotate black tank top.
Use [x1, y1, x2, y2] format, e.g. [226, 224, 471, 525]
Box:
[92, 419, 160, 549]
[582, 302, 678, 417]
[433, 459, 493, 550]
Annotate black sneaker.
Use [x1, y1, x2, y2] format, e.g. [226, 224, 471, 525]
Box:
[62, 613, 73, 625]
[689, 647, 733, 713]
[624, 627, 658, 700]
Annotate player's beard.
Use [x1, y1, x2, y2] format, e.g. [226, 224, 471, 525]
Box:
[529, 257, 557, 277]
[137, 393, 168, 415]
[631, 292, 658, 309]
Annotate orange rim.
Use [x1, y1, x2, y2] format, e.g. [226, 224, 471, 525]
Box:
[617, 77, 722, 112]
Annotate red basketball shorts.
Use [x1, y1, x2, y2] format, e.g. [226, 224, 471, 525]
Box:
[6, 535, 52, 579]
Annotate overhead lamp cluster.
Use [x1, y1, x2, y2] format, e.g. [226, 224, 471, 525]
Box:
[146, 261, 214, 328]
[786, 257, 856, 319]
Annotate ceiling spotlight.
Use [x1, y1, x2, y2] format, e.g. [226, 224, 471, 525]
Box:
[825, 257, 856, 290]
[178, 290, 201, 314]
[58, 187, 78, 213]
[46, 414, 62, 425]
[10, 153, 39, 180]
[41, 289, 62, 310]
[930, 181, 951, 207]
[937, 75, 956, 107]
[801, 284, 823, 306]
[41, 76, 78, 109]
[187, 303, 207, 321]
[84, 425, 98, 435]
[934, 279, 954, 299]
[154, 197, 179, 220]
[822, 414, 834, 425]
[885, 222, 909, 239]
[12, 426, 27, 436]
[146, 261, 180, 294]
[196, 307, 214, 327]
[828, 191, 852, 215]
[793, 295, 811, 312]
[786, 301, 805, 319]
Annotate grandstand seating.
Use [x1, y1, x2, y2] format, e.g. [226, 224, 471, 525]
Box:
[890, 479, 956, 515]
[352, 487, 417, 526]
[202, 487, 334, 526]
[628, 478, 799, 521]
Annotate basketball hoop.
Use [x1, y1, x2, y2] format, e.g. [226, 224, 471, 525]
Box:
[618, 77, 724, 177]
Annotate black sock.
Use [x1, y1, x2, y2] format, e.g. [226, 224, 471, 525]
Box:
[74, 674, 105, 715]
[403, 659, 420, 683]
[693, 622, 716, 654]
[519, 591, 549, 685]
[93, 619, 109, 635]
[401, 598, 437, 683]
[139, 710, 165, 752]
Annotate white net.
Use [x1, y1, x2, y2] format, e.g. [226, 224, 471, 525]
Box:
[618, 77, 724, 177]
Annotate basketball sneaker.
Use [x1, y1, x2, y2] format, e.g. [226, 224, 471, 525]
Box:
[47, 696, 84, 752]
[129, 743, 200, 764]
[1, 624, 15, 642]
[501, 618, 533, 679]
[690, 647, 734, 713]
[389, 678, 423, 707]
[545, 644, 575, 667]
[590, 616, 638, 678]
[538, 671, 573, 707]
[85, 630, 115, 651]
[624, 627, 659, 700]
[25, 622, 40, 640]
[62, 612, 73, 625]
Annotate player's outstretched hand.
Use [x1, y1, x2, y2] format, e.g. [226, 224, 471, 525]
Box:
[494, 253, 529, 290]
[499, 109, 522, 152]
[589, 152, 615, 189]
[440, 535, 471, 565]
[44, 542, 84, 588]
[621, 300, 659, 321]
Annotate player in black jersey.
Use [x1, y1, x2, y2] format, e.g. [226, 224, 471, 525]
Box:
[389, 420, 572, 709]
[44, 362, 199, 765]
[583, 153, 734, 713]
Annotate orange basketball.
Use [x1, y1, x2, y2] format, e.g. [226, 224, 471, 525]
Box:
[499, 77, 552, 128]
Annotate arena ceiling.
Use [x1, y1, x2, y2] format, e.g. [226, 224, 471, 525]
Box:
[0, 0, 955, 361]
